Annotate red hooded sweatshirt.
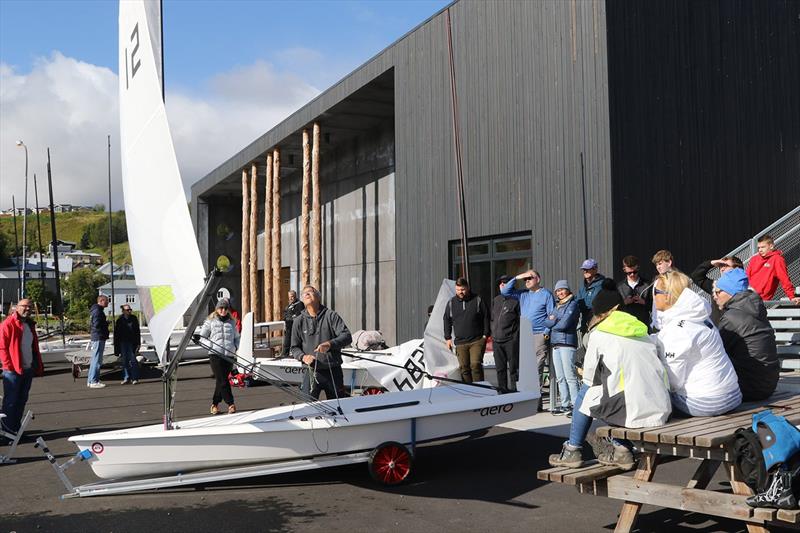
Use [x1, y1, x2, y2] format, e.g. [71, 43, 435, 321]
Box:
[746, 249, 797, 301]
[0, 312, 44, 376]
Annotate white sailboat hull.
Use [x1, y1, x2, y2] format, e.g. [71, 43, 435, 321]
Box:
[70, 385, 538, 480]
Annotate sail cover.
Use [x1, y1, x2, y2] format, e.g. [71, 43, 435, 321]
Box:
[118, 0, 205, 364]
[345, 279, 461, 391]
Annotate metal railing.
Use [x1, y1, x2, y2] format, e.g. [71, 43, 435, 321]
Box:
[705, 205, 800, 302]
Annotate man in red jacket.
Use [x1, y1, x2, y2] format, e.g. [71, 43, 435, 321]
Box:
[1, 298, 43, 434]
[746, 234, 800, 305]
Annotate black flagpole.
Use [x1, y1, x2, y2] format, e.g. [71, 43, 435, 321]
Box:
[12, 196, 21, 300]
[108, 135, 116, 326]
[46, 148, 66, 346]
[33, 173, 50, 338]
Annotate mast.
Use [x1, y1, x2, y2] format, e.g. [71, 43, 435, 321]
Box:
[46, 148, 66, 346]
[11, 196, 21, 299]
[108, 135, 116, 325]
[33, 173, 51, 337]
[445, 8, 470, 282]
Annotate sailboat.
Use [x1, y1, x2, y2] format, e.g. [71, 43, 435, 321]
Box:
[66, 0, 540, 486]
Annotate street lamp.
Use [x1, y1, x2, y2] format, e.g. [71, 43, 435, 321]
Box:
[16, 140, 28, 297]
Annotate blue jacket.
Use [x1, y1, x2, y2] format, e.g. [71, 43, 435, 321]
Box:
[500, 278, 555, 334]
[577, 275, 606, 332]
[543, 296, 579, 347]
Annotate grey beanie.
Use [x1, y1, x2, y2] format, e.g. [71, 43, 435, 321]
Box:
[215, 298, 230, 309]
[554, 279, 571, 292]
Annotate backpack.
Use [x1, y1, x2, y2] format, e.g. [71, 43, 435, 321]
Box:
[733, 409, 800, 493]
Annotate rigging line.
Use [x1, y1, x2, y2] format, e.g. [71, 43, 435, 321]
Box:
[193, 336, 337, 417]
[318, 350, 345, 417]
[341, 351, 502, 392]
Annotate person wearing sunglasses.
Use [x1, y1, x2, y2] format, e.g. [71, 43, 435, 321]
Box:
[690, 255, 744, 296]
[616, 255, 652, 326]
[713, 268, 779, 401]
[653, 270, 741, 417]
[114, 305, 141, 385]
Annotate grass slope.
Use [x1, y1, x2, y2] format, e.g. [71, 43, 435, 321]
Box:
[0, 211, 131, 264]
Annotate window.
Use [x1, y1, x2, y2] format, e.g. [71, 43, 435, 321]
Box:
[449, 233, 532, 304]
[125, 294, 136, 303]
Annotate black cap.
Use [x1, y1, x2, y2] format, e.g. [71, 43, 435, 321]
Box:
[590, 278, 624, 315]
[497, 275, 512, 285]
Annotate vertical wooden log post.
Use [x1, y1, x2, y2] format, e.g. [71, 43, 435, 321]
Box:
[300, 129, 311, 287]
[311, 123, 321, 290]
[272, 149, 281, 321]
[263, 153, 273, 321]
[249, 163, 258, 321]
[240, 169, 250, 315]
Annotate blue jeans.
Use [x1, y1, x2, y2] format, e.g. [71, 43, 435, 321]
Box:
[552, 346, 579, 408]
[568, 382, 631, 450]
[119, 342, 140, 381]
[2, 368, 34, 434]
[87, 340, 106, 385]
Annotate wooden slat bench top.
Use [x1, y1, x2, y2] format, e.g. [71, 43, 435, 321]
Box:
[596, 395, 800, 449]
[537, 460, 626, 485]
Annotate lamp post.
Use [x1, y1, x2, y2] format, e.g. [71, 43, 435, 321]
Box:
[15, 140, 28, 297]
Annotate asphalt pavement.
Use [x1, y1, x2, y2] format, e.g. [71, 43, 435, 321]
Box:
[0, 362, 787, 533]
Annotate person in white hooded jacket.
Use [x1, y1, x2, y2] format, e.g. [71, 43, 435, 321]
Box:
[653, 270, 742, 416]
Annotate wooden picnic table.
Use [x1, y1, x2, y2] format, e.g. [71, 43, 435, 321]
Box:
[538, 394, 800, 532]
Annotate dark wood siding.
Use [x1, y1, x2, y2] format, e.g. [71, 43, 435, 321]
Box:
[393, 0, 613, 339]
[607, 0, 800, 275]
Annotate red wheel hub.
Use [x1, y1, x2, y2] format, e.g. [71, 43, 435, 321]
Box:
[371, 444, 411, 485]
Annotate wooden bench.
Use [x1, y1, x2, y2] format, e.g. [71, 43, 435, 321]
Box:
[538, 395, 800, 532]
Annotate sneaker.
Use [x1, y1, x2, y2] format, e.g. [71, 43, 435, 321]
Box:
[88, 382, 106, 389]
[596, 443, 636, 471]
[566, 410, 573, 418]
[210, 404, 219, 415]
[747, 469, 798, 509]
[227, 404, 237, 414]
[120, 379, 130, 385]
[131, 380, 138, 385]
[551, 406, 567, 416]
[548, 442, 584, 468]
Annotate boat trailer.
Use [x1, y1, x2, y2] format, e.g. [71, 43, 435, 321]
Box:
[1, 410, 33, 464]
[35, 436, 416, 498]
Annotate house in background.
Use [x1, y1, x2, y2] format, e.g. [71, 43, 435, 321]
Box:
[97, 262, 135, 279]
[98, 279, 140, 315]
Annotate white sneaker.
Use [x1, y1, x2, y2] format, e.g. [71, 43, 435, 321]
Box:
[131, 380, 138, 385]
[121, 379, 130, 385]
[88, 382, 106, 389]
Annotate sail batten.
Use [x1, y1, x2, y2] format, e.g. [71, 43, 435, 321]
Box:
[119, 0, 205, 364]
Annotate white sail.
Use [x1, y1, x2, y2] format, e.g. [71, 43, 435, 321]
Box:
[118, 0, 205, 364]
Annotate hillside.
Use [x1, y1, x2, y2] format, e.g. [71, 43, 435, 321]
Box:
[0, 210, 131, 264]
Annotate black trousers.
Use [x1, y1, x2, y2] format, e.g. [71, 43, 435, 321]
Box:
[281, 320, 293, 357]
[209, 355, 234, 406]
[310, 365, 344, 400]
[493, 338, 519, 392]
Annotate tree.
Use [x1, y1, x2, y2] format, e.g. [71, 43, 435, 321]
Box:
[25, 279, 54, 312]
[93, 203, 106, 212]
[83, 212, 127, 248]
[64, 268, 109, 320]
[0, 231, 10, 267]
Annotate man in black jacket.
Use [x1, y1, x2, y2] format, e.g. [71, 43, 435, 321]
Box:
[616, 255, 652, 326]
[87, 295, 109, 388]
[443, 278, 490, 383]
[491, 275, 520, 392]
[114, 305, 141, 385]
[290, 285, 352, 400]
[281, 290, 304, 357]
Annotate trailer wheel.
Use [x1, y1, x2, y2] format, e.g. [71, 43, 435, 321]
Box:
[362, 387, 384, 395]
[368, 441, 413, 485]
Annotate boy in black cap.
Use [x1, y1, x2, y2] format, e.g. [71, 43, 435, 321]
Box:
[491, 275, 520, 392]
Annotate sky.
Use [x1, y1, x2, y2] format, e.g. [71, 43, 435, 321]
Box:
[0, 0, 450, 210]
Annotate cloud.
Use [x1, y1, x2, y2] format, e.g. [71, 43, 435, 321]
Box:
[0, 52, 320, 211]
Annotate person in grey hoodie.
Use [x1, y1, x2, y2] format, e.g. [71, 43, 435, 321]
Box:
[713, 268, 779, 401]
[291, 285, 352, 400]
